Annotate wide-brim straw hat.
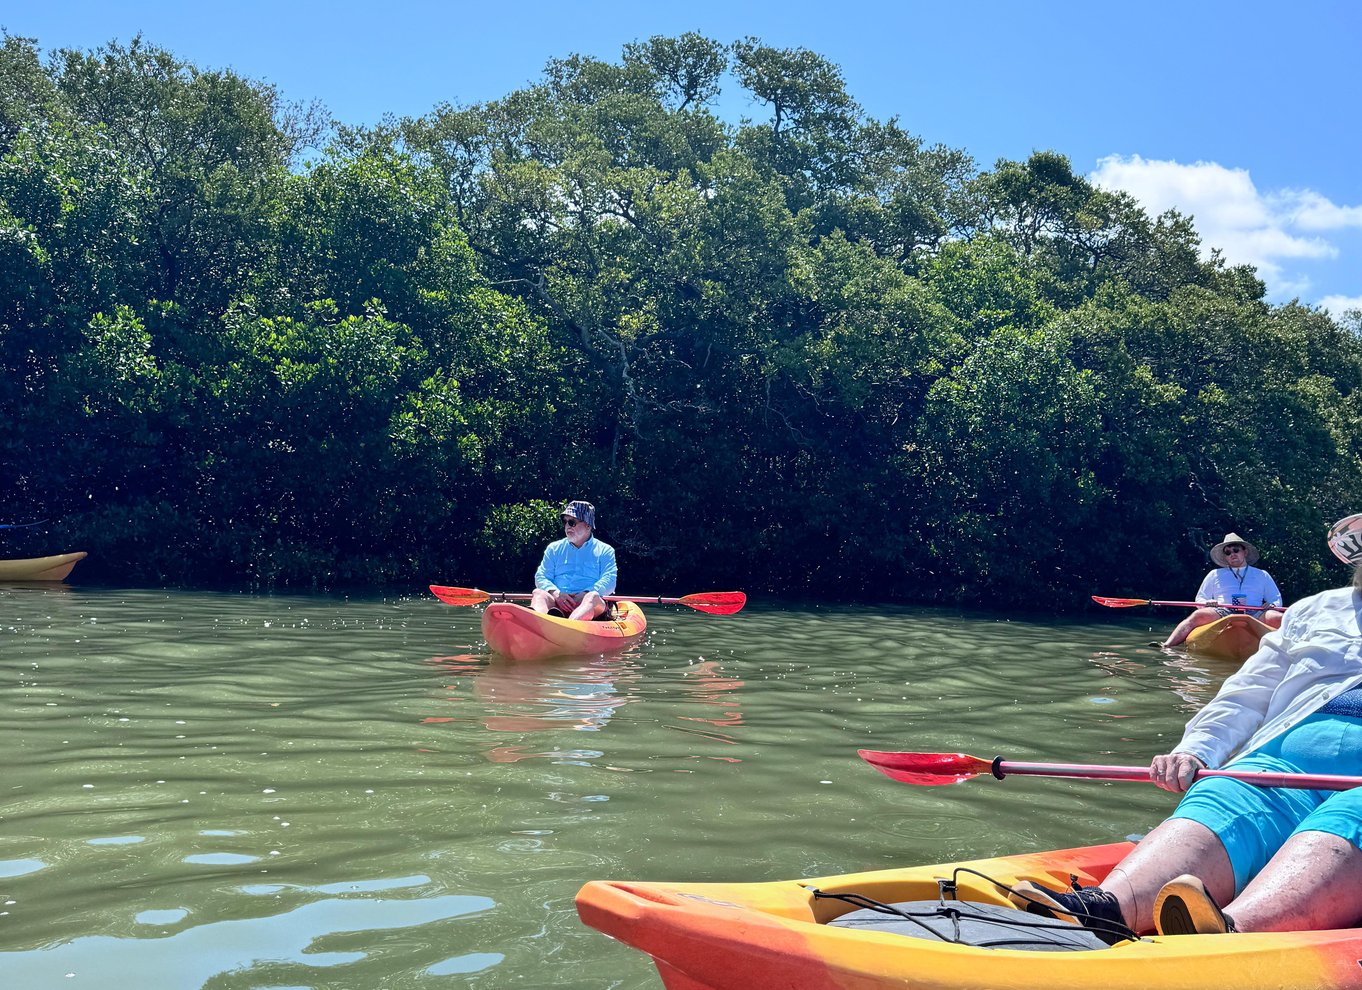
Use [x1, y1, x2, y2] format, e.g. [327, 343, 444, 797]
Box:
[1328, 513, 1362, 564]
[1210, 532, 1259, 567]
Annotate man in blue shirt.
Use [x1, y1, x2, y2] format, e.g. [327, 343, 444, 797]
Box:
[530, 500, 618, 620]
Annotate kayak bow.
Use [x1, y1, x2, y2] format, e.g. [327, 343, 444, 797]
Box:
[1184, 613, 1270, 663]
[0, 552, 87, 581]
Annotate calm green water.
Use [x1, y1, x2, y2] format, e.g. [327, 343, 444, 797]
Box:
[0, 584, 1234, 988]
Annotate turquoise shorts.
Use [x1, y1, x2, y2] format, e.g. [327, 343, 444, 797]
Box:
[1170, 713, 1362, 894]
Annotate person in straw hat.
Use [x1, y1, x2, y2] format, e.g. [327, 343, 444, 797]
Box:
[1011, 513, 1362, 939]
[1161, 532, 1284, 647]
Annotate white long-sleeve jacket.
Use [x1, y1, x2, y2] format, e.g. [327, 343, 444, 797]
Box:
[1175, 586, 1362, 768]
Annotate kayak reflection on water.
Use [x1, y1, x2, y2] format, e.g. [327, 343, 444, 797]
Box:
[423, 653, 640, 734]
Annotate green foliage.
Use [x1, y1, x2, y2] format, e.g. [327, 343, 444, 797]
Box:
[622, 34, 728, 111]
[915, 326, 1104, 594]
[2, 31, 1359, 607]
[0, 34, 56, 152]
[473, 500, 559, 584]
[77, 306, 162, 411]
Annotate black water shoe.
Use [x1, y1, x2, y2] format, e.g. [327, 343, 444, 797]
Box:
[1009, 880, 1132, 945]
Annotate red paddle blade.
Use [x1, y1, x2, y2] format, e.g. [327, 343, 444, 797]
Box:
[429, 585, 491, 606]
[677, 591, 746, 614]
[1091, 596, 1152, 608]
[857, 750, 994, 786]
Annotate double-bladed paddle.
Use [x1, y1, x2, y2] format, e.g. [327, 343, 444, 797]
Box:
[0, 519, 49, 531]
[858, 750, 1362, 792]
[1092, 596, 1272, 612]
[428, 585, 746, 615]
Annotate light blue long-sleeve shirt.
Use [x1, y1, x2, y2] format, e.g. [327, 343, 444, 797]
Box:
[534, 536, 617, 597]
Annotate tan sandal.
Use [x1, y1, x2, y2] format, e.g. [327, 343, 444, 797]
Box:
[1154, 874, 1234, 935]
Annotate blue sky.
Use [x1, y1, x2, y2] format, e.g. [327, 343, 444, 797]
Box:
[7, 1, 1360, 314]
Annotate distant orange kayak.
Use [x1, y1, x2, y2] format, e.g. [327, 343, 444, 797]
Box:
[0, 551, 87, 581]
[577, 841, 1362, 989]
[481, 601, 646, 661]
[1185, 613, 1271, 663]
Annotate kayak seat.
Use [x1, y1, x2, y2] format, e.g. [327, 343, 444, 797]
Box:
[826, 900, 1113, 951]
[547, 606, 616, 621]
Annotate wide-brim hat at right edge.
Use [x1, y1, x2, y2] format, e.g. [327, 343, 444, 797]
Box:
[1328, 513, 1362, 564]
[1210, 532, 1260, 567]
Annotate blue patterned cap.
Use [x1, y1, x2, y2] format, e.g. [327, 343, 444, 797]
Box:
[560, 500, 596, 530]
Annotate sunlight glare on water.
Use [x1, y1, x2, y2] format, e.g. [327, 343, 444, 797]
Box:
[0, 585, 1232, 988]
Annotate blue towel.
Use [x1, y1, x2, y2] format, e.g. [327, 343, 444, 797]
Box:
[1317, 686, 1362, 718]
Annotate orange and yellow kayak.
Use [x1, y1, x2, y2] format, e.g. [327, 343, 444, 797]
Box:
[481, 601, 646, 661]
[1185, 613, 1271, 663]
[0, 552, 87, 581]
[577, 841, 1362, 989]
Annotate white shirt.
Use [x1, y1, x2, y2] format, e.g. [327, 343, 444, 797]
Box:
[1176, 585, 1362, 768]
[1194, 566, 1282, 609]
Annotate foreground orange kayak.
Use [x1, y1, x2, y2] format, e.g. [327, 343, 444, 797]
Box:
[577, 841, 1362, 989]
[0, 552, 87, 581]
[481, 601, 646, 661]
[1184, 613, 1271, 663]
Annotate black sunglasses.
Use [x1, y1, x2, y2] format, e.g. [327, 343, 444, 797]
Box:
[562, 517, 581, 526]
[1223, 545, 1245, 554]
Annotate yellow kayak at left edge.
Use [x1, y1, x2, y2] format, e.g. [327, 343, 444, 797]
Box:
[0, 551, 87, 581]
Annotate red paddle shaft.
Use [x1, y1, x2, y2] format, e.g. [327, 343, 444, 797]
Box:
[858, 750, 1362, 792]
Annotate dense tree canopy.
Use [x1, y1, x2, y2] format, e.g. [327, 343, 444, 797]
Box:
[2, 32, 1359, 605]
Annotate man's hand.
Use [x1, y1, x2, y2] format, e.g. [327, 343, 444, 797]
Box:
[1150, 752, 1207, 792]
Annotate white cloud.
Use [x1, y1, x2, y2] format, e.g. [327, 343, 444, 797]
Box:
[1319, 294, 1362, 317]
[1089, 154, 1360, 303]
[1271, 191, 1362, 232]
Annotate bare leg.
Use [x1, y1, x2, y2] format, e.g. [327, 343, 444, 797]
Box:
[1261, 609, 1284, 630]
[1100, 818, 1236, 932]
[1225, 831, 1362, 932]
[530, 588, 555, 614]
[569, 591, 606, 621]
[1163, 607, 1221, 647]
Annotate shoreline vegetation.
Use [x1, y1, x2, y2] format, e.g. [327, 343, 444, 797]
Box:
[2, 32, 1359, 606]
